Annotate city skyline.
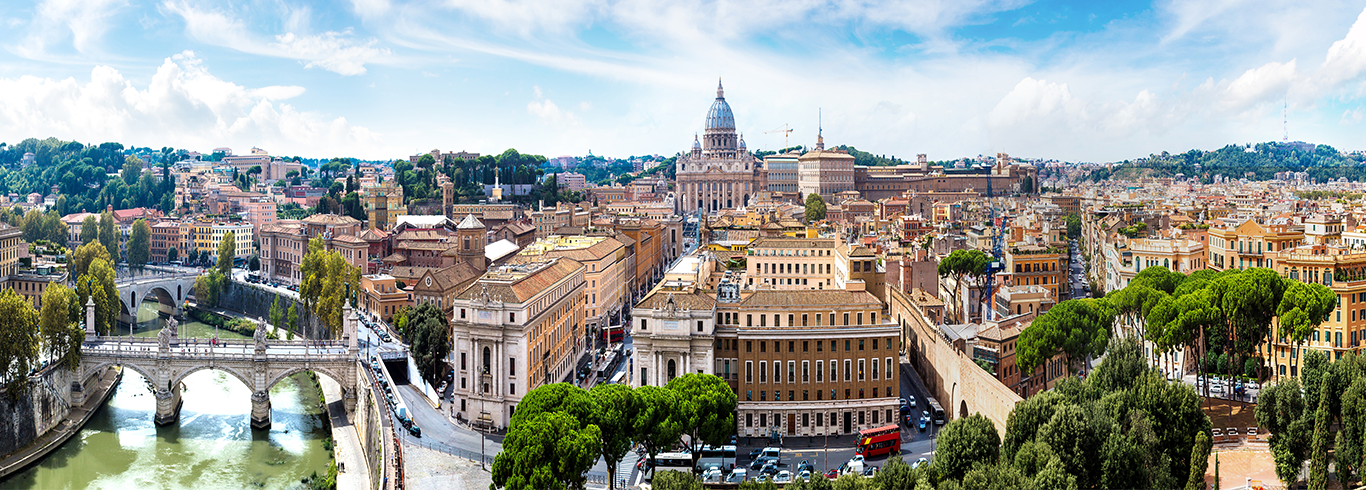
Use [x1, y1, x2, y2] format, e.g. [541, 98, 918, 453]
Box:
[1, 0, 1365, 162]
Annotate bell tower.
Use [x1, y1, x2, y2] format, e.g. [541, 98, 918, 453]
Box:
[456, 214, 487, 270]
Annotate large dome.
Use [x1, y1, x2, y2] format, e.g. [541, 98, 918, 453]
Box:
[705, 80, 735, 130]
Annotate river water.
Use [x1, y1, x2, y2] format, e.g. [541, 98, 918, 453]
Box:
[4, 302, 334, 489]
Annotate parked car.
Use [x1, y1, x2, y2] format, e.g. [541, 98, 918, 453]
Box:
[726, 469, 747, 483]
[774, 470, 792, 483]
[760, 462, 779, 476]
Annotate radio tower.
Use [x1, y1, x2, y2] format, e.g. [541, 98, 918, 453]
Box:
[1283, 98, 1288, 142]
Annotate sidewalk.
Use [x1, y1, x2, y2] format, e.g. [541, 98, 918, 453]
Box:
[318, 375, 371, 490]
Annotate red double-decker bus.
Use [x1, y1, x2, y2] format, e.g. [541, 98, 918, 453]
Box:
[855, 424, 901, 457]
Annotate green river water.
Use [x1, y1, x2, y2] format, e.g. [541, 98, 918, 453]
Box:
[3, 301, 334, 490]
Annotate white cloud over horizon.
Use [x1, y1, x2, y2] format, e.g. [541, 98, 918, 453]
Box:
[1, 0, 1365, 162]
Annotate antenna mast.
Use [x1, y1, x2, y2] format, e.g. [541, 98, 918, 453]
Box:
[1283, 98, 1288, 142]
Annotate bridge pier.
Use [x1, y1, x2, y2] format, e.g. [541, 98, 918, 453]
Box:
[154, 383, 183, 426]
[250, 391, 272, 430]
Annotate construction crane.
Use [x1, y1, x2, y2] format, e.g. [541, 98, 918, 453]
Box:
[765, 124, 795, 151]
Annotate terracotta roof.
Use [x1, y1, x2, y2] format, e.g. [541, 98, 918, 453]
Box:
[635, 290, 716, 311]
[332, 234, 366, 245]
[387, 266, 434, 281]
[458, 258, 584, 304]
[395, 240, 451, 251]
[303, 214, 361, 226]
[510, 236, 625, 264]
[394, 230, 449, 242]
[751, 237, 836, 249]
[739, 289, 880, 308]
[359, 228, 389, 241]
[418, 262, 482, 292]
[382, 253, 407, 263]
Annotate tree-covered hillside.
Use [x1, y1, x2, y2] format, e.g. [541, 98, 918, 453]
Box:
[0, 137, 175, 214]
[1087, 142, 1366, 183]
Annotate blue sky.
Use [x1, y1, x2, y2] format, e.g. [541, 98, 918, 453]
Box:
[1, 0, 1365, 162]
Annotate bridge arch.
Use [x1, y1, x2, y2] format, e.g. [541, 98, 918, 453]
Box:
[84, 361, 160, 390]
[266, 365, 349, 393]
[171, 364, 255, 393]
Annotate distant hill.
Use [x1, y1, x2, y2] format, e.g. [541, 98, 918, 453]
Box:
[1086, 142, 1366, 183]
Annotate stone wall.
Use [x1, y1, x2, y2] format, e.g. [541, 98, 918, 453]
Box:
[890, 287, 1022, 436]
[0, 365, 75, 459]
[355, 362, 390, 490]
[218, 282, 334, 340]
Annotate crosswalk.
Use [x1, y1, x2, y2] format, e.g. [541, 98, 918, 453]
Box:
[617, 452, 640, 488]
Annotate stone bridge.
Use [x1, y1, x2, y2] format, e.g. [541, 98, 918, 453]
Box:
[80, 302, 360, 429]
[113, 272, 199, 319]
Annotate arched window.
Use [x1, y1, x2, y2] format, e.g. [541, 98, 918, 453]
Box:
[483, 347, 491, 374]
[667, 359, 677, 381]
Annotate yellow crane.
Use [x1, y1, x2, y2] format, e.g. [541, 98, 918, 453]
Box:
[765, 124, 794, 151]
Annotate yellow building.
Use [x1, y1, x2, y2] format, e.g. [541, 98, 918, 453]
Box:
[1208, 219, 1303, 271]
[1005, 246, 1067, 300]
[365, 182, 405, 230]
[190, 220, 255, 258]
[510, 235, 631, 328]
[1265, 244, 1366, 375]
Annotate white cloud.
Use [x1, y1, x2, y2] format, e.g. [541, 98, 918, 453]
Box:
[1221, 59, 1296, 112]
[1319, 8, 1366, 89]
[350, 0, 392, 19]
[0, 51, 392, 158]
[10, 0, 125, 58]
[162, 0, 390, 76]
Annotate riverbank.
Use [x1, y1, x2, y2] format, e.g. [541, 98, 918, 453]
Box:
[318, 374, 371, 490]
[0, 367, 122, 481]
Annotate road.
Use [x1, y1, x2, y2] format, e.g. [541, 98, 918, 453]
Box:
[1069, 239, 1090, 299]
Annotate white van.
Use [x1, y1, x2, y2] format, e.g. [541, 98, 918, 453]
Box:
[759, 447, 781, 463]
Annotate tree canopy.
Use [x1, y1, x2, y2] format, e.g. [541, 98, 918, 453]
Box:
[804, 193, 826, 223]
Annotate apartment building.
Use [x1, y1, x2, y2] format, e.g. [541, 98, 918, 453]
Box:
[190, 220, 255, 259]
[743, 236, 882, 299]
[151, 221, 181, 262]
[450, 258, 587, 430]
[508, 235, 631, 328]
[364, 183, 405, 231]
[259, 214, 368, 285]
[1264, 243, 1366, 375]
[1005, 245, 1066, 299]
[359, 274, 409, 322]
[1207, 218, 1303, 271]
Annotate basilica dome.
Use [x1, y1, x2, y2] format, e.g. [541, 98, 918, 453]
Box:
[705, 80, 735, 130]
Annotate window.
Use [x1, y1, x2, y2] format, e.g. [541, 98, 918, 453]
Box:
[858, 313, 864, 325]
[642, 368, 647, 384]
[761, 391, 767, 401]
[641, 319, 648, 330]
[747, 314, 753, 326]
[789, 390, 794, 401]
[760, 315, 767, 327]
[846, 340, 851, 351]
[831, 360, 837, 382]
[803, 412, 809, 426]
[859, 339, 865, 351]
[460, 308, 466, 319]
[803, 341, 809, 352]
[788, 314, 794, 326]
[886, 358, 894, 379]
[845, 360, 851, 381]
[788, 361, 795, 383]
[843, 313, 850, 325]
[461, 353, 467, 371]
[746, 361, 753, 383]
[859, 360, 866, 381]
[761, 342, 766, 353]
[872, 359, 879, 380]
[509, 358, 516, 376]
[510, 313, 516, 323]
[746, 341, 752, 353]
[747, 413, 753, 426]
[510, 383, 516, 395]
[789, 341, 795, 353]
[802, 314, 808, 326]
[817, 361, 824, 382]
[872, 339, 879, 350]
[697, 321, 703, 332]
[817, 341, 823, 352]
[760, 362, 767, 383]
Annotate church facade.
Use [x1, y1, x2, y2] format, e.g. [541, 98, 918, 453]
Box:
[675, 81, 766, 216]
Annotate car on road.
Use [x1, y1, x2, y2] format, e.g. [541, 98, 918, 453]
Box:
[760, 462, 779, 476]
[913, 458, 929, 469]
[748, 448, 763, 460]
[863, 466, 879, 478]
[797, 460, 814, 475]
[826, 469, 841, 479]
[726, 469, 747, 483]
[774, 470, 792, 483]
[907, 395, 916, 408]
[408, 424, 421, 437]
[918, 417, 928, 432]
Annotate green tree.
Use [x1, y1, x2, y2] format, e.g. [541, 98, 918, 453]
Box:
[1309, 380, 1333, 490]
[0, 288, 40, 398]
[651, 470, 702, 490]
[1017, 298, 1114, 376]
[804, 193, 826, 222]
[1277, 280, 1336, 380]
[1064, 214, 1081, 239]
[490, 411, 602, 490]
[71, 241, 112, 282]
[1186, 432, 1212, 490]
[98, 211, 117, 262]
[287, 302, 299, 334]
[248, 254, 260, 271]
[217, 231, 236, 276]
[634, 385, 684, 462]
[665, 373, 737, 473]
[937, 249, 990, 323]
[299, 237, 361, 338]
[1338, 377, 1366, 483]
[43, 212, 67, 246]
[167, 246, 178, 263]
[127, 218, 151, 268]
[194, 269, 225, 308]
[270, 296, 283, 332]
[39, 284, 81, 370]
[79, 215, 97, 246]
[408, 303, 451, 388]
[591, 383, 638, 490]
[75, 258, 118, 335]
[936, 413, 1000, 482]
[1257, 377, 1310, 487]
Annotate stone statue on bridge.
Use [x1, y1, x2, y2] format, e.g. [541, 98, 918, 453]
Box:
[254, 318, 268, 354]
[158, 320, 174, 350]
